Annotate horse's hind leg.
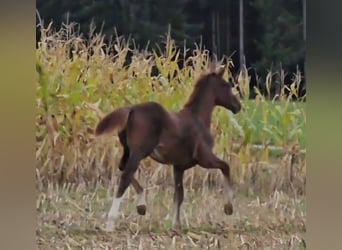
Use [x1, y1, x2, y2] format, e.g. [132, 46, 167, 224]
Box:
[131, 178, 146, 215]
[118, 130, 129, 171]
[118, 130, 146, 215]
[105, 110, 161, 230]
[106, 150, 143, 230]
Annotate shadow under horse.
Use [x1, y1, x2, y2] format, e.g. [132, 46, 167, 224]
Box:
[95, 66, 242, 232]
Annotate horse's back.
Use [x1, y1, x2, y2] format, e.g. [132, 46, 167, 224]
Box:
[125, 101, 175, 144]
[129, 101, 170, 126]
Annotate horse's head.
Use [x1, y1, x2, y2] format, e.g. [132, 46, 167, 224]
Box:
[210, 67, 242, 114]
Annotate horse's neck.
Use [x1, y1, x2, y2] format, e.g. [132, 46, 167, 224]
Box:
[197, 105, 214, 128]
[182, 96, 215, 128]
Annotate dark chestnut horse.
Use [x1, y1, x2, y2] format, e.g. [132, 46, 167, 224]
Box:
[95, 67, 242, 231]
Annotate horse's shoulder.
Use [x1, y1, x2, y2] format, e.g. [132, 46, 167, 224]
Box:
[192, 118, 214, 146]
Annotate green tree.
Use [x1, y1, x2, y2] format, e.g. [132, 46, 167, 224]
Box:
[252, 0, 304, 95]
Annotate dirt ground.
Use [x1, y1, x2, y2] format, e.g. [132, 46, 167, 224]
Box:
[36, 182, 306, 249]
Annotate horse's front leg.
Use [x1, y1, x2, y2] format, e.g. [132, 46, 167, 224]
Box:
[172, 166, 185, 232]
[195, 142, 234, 215]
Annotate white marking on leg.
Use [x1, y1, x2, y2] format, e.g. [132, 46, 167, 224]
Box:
[172, 200, 179, 229]
[105, 196, 122, 231]
[227, 184, 234, 204]
[108, 197, 122, 219]
[137, 190, 146, 206]
[224, 177, 234, 204]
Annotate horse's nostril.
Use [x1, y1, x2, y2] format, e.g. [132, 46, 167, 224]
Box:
[234, 103, 242, 113]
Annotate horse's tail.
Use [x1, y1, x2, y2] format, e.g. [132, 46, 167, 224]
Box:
[95, 107, 131, 136]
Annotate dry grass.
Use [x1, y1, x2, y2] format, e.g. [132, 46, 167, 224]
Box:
[36, 153, 306, 249]
[37, 181, 305, 249]
[36, 22, 306, 249]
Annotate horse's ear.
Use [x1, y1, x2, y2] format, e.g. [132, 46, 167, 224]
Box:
[209, 60, 216, 73]
[216, 66, 225, 77]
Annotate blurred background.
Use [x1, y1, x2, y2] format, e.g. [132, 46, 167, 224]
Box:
[36, 0, 306, 100]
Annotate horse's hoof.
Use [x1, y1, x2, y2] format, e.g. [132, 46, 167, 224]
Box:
[224, 203, 233, 215]
[137, 204, 146, 215]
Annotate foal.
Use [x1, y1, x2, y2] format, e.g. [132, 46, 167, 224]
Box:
[95, 67, 242, 231]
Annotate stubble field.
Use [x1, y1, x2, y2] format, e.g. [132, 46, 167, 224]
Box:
[36, 23, 306, 249]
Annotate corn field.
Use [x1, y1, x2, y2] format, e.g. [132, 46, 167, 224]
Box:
[36, 22, 305, 194]
[36, 23, 306, 249]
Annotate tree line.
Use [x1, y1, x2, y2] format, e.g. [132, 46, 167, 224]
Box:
[36, 0, 306, 99]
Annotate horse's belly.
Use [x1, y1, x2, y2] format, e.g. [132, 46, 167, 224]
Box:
[149, 143, 193, 165]
[150, 147, 168, 163]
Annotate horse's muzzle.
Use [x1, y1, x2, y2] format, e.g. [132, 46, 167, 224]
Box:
[232, 103, 242, 114]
